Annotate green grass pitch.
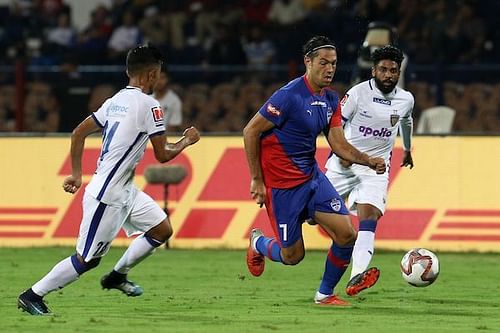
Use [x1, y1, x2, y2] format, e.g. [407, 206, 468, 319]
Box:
[1, 247, 499, 333]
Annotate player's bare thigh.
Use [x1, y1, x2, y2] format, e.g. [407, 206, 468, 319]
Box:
[357, 203, 382, 221]
[145, 216, 172, 242]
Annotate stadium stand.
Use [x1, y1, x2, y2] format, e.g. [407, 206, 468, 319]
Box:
[0, 0, 498, 133]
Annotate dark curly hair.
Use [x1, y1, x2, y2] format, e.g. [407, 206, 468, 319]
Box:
[372, 45, 404, 67]
[302, 36, 336, 59]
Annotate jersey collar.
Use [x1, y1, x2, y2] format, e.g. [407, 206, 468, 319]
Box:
[303, 75, 325, 96]
[125, 85, 143, 92]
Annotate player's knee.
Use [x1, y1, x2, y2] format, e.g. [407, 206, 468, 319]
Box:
[146, 219, 173, 242]
[281, 250, 305, 265]
[71, 254, 101, 275]
[336, 228, 357, 246]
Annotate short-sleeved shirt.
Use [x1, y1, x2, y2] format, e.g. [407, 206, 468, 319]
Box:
[86, 86, 165, 206]
[259, 76, 342, 189]
[325, 79, 414, 176]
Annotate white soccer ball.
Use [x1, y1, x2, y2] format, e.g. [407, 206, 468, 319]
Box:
[400, 248, 439, 287]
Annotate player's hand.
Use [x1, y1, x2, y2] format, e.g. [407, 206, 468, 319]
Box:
[63, 175, 82, 194]
[401, 151, 414, 169]
[368, 157, 386, 174]
[339, 158, 353, 168]
[250, 179, 266, 207]
[183, 126, 200, 145]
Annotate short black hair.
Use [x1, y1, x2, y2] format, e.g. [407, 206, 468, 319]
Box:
[372, 45, 404, 67]
[303, 35, 336, 59]
[126, 45, 163, 76]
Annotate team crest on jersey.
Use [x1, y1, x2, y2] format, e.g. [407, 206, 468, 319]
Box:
[151, 106, 164, 123]
[266, 103, 281, 116]
[390, 112, 400, 126]
[330, 198, 342, 212]
[340, 94, 349, 106]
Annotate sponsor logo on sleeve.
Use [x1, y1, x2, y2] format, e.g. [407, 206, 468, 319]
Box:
[266, 103, 281, 116]
[340, 94, 349, 106]
[373, 97, 391, 105]
[151, 106, 164, 123]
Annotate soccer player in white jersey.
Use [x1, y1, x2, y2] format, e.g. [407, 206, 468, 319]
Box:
[18, 45, 200, 315]
[324, 45, 414, 296]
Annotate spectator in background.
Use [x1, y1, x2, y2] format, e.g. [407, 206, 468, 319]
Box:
[243, 24, 276, 69]
[153, 67, 183, 132]
[108, 10, 143, 63]
[24, 87, 60, 132]
[78, 5, 113, 64]
[87, 84, 115, 113]
[45, 12, 77, 60]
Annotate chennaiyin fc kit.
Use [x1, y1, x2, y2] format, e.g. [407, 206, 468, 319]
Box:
[78, 86, 167, 261]
[325, 79, 414, 215]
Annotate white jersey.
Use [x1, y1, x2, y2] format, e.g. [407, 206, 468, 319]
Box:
[154, 89, 182, 127]
[86, 86, 165, 206]
[326, 79, 414, 176]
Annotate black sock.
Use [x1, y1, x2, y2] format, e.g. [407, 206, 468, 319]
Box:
[23, 288, 43, 301]
[107, 270, 126, 283]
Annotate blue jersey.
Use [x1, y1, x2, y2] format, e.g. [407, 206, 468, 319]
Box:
[258, 76, 342, 189]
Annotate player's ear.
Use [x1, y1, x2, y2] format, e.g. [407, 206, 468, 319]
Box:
[304, 56, 311, 70]
[371, 66, 376, 77]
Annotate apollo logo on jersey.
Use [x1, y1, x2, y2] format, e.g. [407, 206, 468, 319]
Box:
[359, 126, 392, 137]
[151, 106, 164, 124]
[266, 103, 281, 116]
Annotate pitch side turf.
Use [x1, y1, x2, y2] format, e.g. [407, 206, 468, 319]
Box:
[1, 247, 499, 333]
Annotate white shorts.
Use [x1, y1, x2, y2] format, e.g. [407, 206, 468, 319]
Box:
[76, 188, 167, 262]
[325, 169, 388, 216]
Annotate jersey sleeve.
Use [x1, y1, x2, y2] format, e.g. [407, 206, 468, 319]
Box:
[92, 99, 110, 128]
[258, 89, 289, 127]
[339, 86, 358, 124]
[142, 97, 166, 137]
[329, 101, 342, 128]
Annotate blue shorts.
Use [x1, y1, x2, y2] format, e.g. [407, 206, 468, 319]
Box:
[264, 171, 348, 248]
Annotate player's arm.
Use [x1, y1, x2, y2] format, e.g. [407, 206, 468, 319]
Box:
[327, 126, 386, 174]
[63, 116, 102, 194]
[149, 126, 200, 163]
[400, 100, 414, 169]
[243, 113, 274, 205]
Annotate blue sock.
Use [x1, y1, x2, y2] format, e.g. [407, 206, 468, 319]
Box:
[318, 243, 353, 295]
[359, 219, 377, 232]
[255, 236, 283, 263]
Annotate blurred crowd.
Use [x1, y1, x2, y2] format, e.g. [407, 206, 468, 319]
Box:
[0, 0, 499, 133]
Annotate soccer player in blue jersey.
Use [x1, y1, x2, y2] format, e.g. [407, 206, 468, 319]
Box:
[243, 36, 386, 305]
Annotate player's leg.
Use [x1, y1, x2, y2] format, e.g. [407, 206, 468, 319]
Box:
[18, 194, 122, 315]
[247, 185, 308, 276]
[350, 203, 381, 275]
[311, 173, 355, 305]
[345, 203, 381, 296]
[345, 176, 387, 295]
[101, 191, 168, 295]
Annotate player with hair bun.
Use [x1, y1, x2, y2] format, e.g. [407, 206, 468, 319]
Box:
[244, 35, 386, 306]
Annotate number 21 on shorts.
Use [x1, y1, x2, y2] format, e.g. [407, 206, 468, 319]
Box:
[279, 223, 288, 242]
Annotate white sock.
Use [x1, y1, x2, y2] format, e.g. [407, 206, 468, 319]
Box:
[314, 291, 330, 301]
[32, 257, 80, 297]
[350, 230, 375, 279]
[113, 235, 160, 274]
[251, 235, 262, 252]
